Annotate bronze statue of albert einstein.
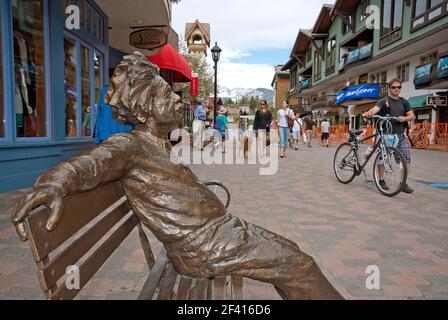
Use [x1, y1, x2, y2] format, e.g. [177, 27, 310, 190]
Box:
[12, 52, 343, 300]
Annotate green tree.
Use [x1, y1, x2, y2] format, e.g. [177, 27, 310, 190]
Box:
[240, 96, 249, 105]
[225, 98, 235, 106]
[249, 96, 257, 111]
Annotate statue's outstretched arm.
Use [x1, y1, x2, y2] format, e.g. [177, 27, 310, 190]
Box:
[12, 134, 138, 240]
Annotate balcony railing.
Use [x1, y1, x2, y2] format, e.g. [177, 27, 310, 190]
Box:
[380, 28, 402, 49]
[310, 95, 338, 110]
[339, 43, 373, 71]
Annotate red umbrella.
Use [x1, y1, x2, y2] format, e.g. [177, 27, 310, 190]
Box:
[147, 44, 192, 82]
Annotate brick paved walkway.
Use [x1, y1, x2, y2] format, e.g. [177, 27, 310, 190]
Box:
[1, 141, 447, 299]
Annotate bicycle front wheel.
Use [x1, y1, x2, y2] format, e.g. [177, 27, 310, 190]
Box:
[373, 146, 408, 197]
[333, 143, 356, 184]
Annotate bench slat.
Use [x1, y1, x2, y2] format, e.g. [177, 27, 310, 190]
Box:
[38, 200, 131, 291]
[138, 248, 169, 300]
[231, 276, 244, 300]
[176, 277, 193, 300]
[26, 182, 126, 262]
[191, 279, 208, 300]
[157, 263, 178, 300]
[137, 223, 155, 270]
[212, 276, 226, 300]
[50, 214, 139, 300]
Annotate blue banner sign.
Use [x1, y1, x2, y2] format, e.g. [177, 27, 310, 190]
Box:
[359, 43, 373, 60]
[414, 63, 433, 85]
[346, 49, 360, 64]
[436, 56, 448, 79]
[336, 83, 380, 105]
[301, 79, 310, 89]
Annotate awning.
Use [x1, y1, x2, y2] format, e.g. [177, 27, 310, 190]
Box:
[147, 44, 192, 82]
[408, 94, 432, 109]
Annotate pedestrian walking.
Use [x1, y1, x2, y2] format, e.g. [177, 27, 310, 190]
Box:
[254, 100, 273, 157]
[277, 100, 295, 158]
[292, 113, 303, 151]
[320, 118, 331, 147]
[303, 115, 315, 148]
[216, 107, 229, 153]
[193, 101, 207, 151]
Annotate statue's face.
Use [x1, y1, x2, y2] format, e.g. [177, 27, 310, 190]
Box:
[150, 81, 183, 133]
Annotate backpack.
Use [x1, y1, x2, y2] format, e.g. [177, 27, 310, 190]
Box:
[214, 118, 221, 130]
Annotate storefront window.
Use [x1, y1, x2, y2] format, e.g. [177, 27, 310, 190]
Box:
[85, 3, 92, 33]
[94, 52, 102, 106]
[64, 37, 78, 137]
[0, 14, 4, 138]
[12, 0, 47, 138]
[81, 46, 91, 137]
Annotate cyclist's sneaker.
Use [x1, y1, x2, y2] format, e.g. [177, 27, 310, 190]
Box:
[379, 180, 389, 190]
[402, 184, 414, 194]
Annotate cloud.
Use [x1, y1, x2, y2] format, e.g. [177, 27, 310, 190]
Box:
[172, 0, 328, 50]
[217, 62, 274, 89]
[172, 0, 329, 89]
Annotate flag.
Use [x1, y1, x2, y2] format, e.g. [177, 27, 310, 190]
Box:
[190, 72, 199, 97]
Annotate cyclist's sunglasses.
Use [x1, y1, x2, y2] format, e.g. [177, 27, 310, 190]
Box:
[390, 86, 402, 89]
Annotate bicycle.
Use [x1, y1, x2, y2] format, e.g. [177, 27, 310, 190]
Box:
[333, 115, 408, 197]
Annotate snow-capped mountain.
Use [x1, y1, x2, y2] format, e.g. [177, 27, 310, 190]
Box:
[219, 86, 273, 104]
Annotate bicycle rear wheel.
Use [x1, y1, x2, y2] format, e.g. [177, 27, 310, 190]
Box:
[373, 146, 408, 197]
[333, 143, 356, 184]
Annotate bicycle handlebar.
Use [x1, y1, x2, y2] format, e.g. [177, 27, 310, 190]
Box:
[368, 115, 398, 121]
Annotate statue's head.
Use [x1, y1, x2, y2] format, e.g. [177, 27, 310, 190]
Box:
[105, 52, 182, 134]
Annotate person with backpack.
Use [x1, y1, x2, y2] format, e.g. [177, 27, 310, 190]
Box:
[277, 100, 295, 158]
[215, 107, 229, 153]
[303, 115, 315, 148]
[362, 78, 416, 194]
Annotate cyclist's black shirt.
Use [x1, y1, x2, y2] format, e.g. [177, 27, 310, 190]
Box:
[376, 97, 411, 134]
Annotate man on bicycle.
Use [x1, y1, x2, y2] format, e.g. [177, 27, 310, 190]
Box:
[362, 78, 416, 194]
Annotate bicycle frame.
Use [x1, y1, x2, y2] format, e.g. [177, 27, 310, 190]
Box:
[348, 129, 391, 176]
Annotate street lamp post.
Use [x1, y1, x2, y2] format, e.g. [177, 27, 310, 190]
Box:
[211, 42, 222, 124]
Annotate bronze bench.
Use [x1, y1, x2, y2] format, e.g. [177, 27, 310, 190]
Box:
[22, 180, 250, 300]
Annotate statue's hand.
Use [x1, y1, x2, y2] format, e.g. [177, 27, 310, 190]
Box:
[11, 185, 64, 241]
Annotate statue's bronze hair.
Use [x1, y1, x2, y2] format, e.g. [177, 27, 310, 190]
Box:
[105, 52, 172, 125]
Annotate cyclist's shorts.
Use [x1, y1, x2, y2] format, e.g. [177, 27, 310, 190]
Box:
[378, 133, 411, 164]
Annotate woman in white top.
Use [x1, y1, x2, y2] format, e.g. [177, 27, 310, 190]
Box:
[277, 100, 295, 158]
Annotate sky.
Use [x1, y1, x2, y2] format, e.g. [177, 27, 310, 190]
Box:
[172, 0, 331, 90]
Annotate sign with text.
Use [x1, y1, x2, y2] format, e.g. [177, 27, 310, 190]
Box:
[436, 56, 448, 79]
[427, 96, 448, 106]
[336, 83, 380, 105]
[129, 29, 167, 50]
[190, 73, 199, 97]
[414, 63, 433, 85]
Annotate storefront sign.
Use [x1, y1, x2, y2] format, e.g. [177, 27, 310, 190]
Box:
[190, 73, 199, 97]
[436, 56, 448, 79]
[359, 43, 373, 60]
[414, 63, 432, 85]
[427, 96, 448, 106]
[336, 84, 380, 105]
[129, 29, 167, 50]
